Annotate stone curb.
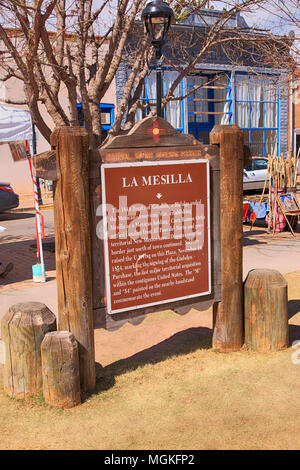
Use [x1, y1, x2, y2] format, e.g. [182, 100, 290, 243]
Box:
[12, 204, 53, 213]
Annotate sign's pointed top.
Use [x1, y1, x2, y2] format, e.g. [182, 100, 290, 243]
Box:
[101, 116, 197, 149]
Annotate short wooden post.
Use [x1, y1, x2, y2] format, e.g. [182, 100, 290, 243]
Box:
[1, 302, 56, 398]
[244, 269, 288, 352]
[210, 125, 244, 352]
[54, 126, 95, 392]
[41, 331, 81, 408]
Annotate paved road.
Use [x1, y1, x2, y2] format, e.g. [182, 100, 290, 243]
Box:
[243, 226, 300, 277]
[0, 209, 54, 240]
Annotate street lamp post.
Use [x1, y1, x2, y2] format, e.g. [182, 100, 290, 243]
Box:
[141, 0, 174, 118]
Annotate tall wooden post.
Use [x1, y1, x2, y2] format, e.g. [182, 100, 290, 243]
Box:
[53, 126, 95, 392]
[210, 125, 244, 352]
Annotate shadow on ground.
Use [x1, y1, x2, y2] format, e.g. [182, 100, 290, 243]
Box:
[243, 222, 300, 246]
[288, 299, 300, 320]
[289, 324, 300, 345]
[243, 224, 268, 247]
[0, 211, 35, 221]
[90, 316, 300, 398]
[30, 239, 55, 253]
[90, 326, 212, 397]
[243, 235, 268, 247]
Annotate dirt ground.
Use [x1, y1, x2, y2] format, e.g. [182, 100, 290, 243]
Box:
[1, 210, 300, 449]
[1, 272, 300, 451]
[93, 271, 300, 368]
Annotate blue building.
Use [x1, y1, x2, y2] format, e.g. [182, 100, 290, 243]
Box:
[77, 103, 115, 140]
[116, 8, 291, 158]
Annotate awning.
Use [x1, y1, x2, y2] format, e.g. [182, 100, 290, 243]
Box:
[0, 105, 33, 142]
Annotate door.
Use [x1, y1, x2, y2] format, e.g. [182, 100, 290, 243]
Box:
[187, 74, 231, 143]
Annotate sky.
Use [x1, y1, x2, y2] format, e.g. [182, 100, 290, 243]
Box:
[1, 0, 298, 52]
[211, 0, 300, 34]
[94, 1, 300, 40]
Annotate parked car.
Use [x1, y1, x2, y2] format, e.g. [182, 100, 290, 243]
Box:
[0, 182, 19, 211]
[243, 157, 269, 191]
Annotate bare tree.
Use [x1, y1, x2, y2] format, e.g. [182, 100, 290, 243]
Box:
[0, 0, 297, 148]
[0, 0, 149, 148]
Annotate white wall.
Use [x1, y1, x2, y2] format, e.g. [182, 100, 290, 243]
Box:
[0, 76, 117, 196]
[0, 143, 32, 194]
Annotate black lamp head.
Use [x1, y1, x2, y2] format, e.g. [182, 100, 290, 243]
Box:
[141, 0, 174, 47]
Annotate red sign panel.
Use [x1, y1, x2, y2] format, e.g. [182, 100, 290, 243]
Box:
[101, 160, 211, 314]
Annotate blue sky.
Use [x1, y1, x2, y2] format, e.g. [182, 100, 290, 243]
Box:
[211, 0, 299, 34]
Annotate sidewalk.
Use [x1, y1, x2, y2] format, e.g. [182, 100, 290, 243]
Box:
[15, 191, 53, 212]
[0, 230, 57, 365]
[0, 208, 56, 339]
[0, 236, 56, 290]
[243, 220, 300, 274]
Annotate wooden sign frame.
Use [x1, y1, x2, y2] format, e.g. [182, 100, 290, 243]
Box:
[93, 118, 221, 331]
[33, 116, 245, 388]
[100, 158, 212, 316]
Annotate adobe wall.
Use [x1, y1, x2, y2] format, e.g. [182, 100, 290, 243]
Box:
[294, 98, 300, 130]
[0, 143, 32, 195]
[0, 77, 116, 197]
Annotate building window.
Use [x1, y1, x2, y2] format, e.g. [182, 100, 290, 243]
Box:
[134, 71, 280, 156]
[77, 103, 115, 139]
[186, 73, 232, 143]
[235, 74, 279, 156]
[136, 70, 185, 133]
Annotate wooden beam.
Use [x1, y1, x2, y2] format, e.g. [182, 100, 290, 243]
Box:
[192, 85, 227, 90]
[193, 111, 227, 115]
[210, 125, 244, 352]
[53, 126, 95, 392]
[193, 98, 228, 102]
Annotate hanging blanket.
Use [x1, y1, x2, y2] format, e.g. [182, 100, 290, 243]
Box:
[243, 201, 269, 222]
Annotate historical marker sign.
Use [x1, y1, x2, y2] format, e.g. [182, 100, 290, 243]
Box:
[101, 159, 211, 314]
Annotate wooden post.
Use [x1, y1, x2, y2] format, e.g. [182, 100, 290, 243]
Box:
[54, 126, 95, 392]
[210, 125, 244, 352]
[41, 331, 81, 408]
[244, 269, 288, 352]
[89, 150, 106, 311]
[1, 302, 56, 398]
